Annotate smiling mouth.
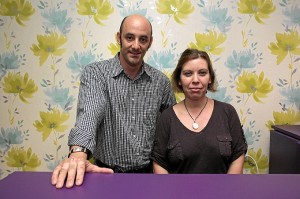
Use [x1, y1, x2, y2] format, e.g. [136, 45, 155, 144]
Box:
[130, 54, 140, 60]
[130, 50, 140, 54]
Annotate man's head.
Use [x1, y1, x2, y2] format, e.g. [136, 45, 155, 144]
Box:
[119, 15, 153, 37]
[117, 14, 153, 69]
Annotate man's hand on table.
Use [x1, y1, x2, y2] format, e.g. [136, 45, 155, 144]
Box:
[51, 152, 114, 189]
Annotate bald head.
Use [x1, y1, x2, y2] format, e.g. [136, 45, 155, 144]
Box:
[119, 14, 152, 36]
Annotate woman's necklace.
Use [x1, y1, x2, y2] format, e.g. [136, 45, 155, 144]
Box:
[183, 97, 208, 130]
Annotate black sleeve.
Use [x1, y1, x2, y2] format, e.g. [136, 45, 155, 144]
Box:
[228, 104, 248, 163]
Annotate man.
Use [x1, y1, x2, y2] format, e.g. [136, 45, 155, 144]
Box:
[51, 14, 176, 188]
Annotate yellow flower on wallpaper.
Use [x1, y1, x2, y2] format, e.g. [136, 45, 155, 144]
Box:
[188, 30, 226, 55]
[236, 71, 273, 103]
[244, 148, 268, 174]
[108, 43, 120, 56]
[237, 0, 276, 24]
[0, 0, 35, 26]
[33, 108, 70, 141]
[31, 32, 67, 66]
[156, 0, 194, 24]
[163, 70, 172, 80]
[77, 0, 114, 25]
[268, 31, 300, 65]
[161, 71, 184, 102]
[174, 92, 184, 102]
[5, 147, 41, 171]
[266, 108, 300, 129]
[2, 72, 38, 103]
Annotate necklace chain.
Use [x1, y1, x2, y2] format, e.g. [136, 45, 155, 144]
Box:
[184, 97, 208, 129]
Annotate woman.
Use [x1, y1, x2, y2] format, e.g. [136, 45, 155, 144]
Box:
[151, 49, 247, 174]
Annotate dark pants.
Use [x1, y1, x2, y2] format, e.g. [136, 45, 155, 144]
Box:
[95, 159, 152, 173]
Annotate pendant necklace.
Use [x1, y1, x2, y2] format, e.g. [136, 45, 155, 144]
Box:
[184, 97, 208, 130]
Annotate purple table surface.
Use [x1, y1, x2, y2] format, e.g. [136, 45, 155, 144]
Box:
[0, 172, 299, 199]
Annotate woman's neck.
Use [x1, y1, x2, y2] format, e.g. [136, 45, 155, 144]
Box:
[184, 96, 208, 109]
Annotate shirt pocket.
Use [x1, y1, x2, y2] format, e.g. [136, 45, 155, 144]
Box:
[167, 139, 183, 164]
[217, 135, 232, 157]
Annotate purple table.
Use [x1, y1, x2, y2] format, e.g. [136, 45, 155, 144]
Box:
[0, 172, 299, 199]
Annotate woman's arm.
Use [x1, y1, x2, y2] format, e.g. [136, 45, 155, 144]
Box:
[153, 161, 169, 174]
[227, 155, 245, 174]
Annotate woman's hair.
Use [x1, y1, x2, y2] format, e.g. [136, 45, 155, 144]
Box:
[171, 48, 217, 93]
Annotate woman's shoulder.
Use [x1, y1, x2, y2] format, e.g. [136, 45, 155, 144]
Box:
[161, 104, 176, 116]
[213, 99, 237, 112]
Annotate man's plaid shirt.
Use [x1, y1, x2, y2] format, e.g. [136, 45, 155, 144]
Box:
[68, 54, 176, 171]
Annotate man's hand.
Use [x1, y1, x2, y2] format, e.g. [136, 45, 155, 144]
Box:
[51, 153, 113, 189]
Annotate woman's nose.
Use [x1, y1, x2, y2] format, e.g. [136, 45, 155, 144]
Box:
[192, 74, 199, 83]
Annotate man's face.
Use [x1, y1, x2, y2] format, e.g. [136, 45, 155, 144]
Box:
[118, 16, 152, 69]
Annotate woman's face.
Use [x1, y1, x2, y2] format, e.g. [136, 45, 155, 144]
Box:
[179, 57, 211, 100]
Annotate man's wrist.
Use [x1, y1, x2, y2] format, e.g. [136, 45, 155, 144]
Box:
[68, 146, 90, 159]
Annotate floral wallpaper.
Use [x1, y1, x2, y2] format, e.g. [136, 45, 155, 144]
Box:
[0, 0, 300, 179]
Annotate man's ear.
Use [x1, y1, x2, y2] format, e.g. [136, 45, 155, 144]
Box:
[147, 36, 153, 50]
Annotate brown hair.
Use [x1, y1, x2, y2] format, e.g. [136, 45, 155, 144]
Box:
[171, 48, 217, 93]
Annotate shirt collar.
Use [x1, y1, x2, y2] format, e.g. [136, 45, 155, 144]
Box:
[110, 53, 152, 80]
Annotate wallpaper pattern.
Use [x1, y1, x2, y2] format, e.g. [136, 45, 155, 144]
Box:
[0, 0, 300, 179]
